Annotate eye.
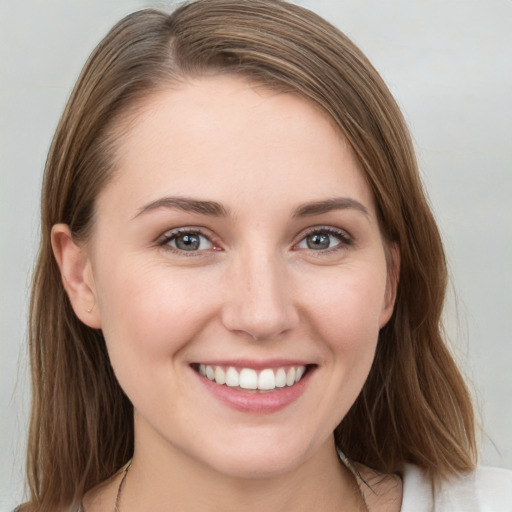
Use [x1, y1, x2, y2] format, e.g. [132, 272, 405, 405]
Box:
[161, 230, 214, 252]
[296, 228, 352, 251]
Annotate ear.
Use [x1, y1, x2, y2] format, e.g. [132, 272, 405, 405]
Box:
[51, 224, 102, 329]
[379, 243, 400, 328]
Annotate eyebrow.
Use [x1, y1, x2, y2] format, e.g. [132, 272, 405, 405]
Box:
[292, 197, 369, 218]
[133, 195, 369, 220]
[134, 196, 229, 219]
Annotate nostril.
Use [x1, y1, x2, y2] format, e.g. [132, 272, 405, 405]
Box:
[220, 307, 300, 342]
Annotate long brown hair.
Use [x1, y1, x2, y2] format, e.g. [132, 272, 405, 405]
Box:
[21, 1, 476, 510]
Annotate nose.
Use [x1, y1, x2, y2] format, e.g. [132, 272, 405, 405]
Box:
[220, 250, 299, 341]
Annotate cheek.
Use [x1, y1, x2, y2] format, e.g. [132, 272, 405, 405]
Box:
[93, 261, 216, 374]
[304, 264, 388, 348]
[295, 267, 387, 434]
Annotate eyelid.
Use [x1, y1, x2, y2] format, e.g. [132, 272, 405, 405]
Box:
[293, 225, 354, 252]
[157, 227, 221, 254]
[155, 225, 354, 256]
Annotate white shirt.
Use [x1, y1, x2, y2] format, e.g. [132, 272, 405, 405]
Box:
[400, 464, 512, 511]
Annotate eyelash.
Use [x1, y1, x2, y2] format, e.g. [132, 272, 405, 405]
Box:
[294, 226, 354, 254]
[158, 228, 218, 256]
[158, 226, 354, 255]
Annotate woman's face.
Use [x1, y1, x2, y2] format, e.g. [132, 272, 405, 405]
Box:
[76, 75, 397, 477]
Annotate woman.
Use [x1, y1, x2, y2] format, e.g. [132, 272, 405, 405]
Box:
[19, 0, 511, 511]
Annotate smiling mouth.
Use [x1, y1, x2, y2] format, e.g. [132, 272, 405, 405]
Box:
[192, 364, 312, 392]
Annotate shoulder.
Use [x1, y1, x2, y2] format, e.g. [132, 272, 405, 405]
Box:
[400, 464, 512, 511]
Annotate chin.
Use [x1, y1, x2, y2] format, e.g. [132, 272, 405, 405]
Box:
[198, 434, 318, 479]
[207, 455, 303, 480]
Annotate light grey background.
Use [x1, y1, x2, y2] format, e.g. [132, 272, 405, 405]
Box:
[1, 0, 511, 508]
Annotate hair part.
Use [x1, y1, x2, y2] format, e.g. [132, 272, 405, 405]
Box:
[22, 1, 476, 510]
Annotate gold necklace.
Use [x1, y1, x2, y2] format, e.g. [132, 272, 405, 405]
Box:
[111, 451, 367, 511]
[113, 460, 131, 512]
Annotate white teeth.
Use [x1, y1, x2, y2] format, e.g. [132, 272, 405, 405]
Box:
[239, 368, 258, 389]
[258, 369, 276, 390]
[198, 364, 308, 390]
[275, 368, 286, 388]
[214, 366, 226, 385]
[286, 367, 296, 386]
[225, 367, 240, 387]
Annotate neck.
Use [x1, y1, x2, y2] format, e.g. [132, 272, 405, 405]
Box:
[122, 421, 362, 512]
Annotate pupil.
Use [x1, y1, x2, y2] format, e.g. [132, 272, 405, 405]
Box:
[176, 234, 200, 251]
[307, 233, 330, 250]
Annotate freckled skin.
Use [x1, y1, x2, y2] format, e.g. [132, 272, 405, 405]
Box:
[73, 75, 398, 510]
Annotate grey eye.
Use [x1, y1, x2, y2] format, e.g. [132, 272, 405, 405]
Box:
[297, 230, 344, 251]
[307, 233, 331, 250]
[167, 232, 212, 251]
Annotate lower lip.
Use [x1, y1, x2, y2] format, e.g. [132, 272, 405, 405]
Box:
[194, 368, 312, 414]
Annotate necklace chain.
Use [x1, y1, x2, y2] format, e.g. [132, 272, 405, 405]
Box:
[113, 460, 131, 512]
[111, 450, 365, 511]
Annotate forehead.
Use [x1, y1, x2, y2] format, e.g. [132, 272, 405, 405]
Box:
[98, 75, 375, 218]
